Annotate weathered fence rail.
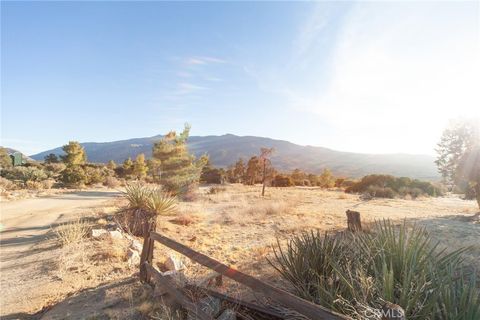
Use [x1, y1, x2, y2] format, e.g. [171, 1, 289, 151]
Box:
[140, 229, 351, 320]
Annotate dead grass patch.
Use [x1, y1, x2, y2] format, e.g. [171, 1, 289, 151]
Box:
[169, 214, 198, 226]
[53, 219, 90, 246]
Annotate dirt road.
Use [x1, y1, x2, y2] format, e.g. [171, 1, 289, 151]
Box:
[0, 190, 121, 317]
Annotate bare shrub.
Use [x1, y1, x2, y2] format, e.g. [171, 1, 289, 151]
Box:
[0, 176, 17, 191]
[104, 176, 120, 188]
[243, 200, 289, 216]
[169, 214, 197, 226]
[42, 179, 55, 189]
[207, 186, 226, 194]
[25, 180, 43, 190]
[54, 219, 90, 246]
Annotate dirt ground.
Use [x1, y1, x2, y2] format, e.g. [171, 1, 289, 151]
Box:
[0, 185, 478, 319]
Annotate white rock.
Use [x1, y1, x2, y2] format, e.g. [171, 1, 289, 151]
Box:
[164, 254, 185, 271]
[130, 239, 143, 252]
[217, 309, 236, 320]
[91, 229, 108, 238]
[127, 248, 140, 266]
[153, 270, 186, 297]
[109, 230, 123, 240]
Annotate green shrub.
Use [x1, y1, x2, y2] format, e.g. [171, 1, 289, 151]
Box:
[1, 166, 48, 184]
[200, 166, 224, 184]
[270, 220, 479, 319]
[346, 174, 443, 198]
[272, 174, 294, 187]
[60, 166, 87, 188]
[365, 185, 396, 198]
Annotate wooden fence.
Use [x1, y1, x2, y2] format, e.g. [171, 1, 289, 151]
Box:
[139, 228, 351, 320]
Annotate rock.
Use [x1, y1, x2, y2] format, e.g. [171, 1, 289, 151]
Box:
[164, 254, 185, 271]
[92, 229, 108, 238]
[153, 270, 186, 297]
[217, 309, 236, 320]
[109, 230, 123, 240]
[188, 297, 221, 319]
[127, 248, 140, 266]
[130, 239, 143, 252]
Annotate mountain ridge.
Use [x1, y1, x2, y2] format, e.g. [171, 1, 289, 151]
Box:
[30, 134, 439, 180]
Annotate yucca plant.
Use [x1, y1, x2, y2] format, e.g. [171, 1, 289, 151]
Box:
[122, 183, 177, 236]
[270, 219, 479, 320]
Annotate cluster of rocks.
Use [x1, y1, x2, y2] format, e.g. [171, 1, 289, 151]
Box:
[91, 228, 142, 266]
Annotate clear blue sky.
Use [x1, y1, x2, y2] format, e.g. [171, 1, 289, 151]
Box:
[1, 1, 478, 155]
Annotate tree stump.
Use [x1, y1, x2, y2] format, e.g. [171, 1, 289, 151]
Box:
[346, 210, 362, 232]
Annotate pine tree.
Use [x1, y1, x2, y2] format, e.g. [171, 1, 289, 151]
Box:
[133, 153, 148, 179]
[61, 141, 86, 166]
[152, 124, 207, 194]
[123, 157, 134, 177]
[107, 160, 117, 170]
[44, 153, 59, 164]
[436, 120, 480, 208]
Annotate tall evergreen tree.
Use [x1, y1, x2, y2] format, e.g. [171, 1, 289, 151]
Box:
[436, 120, 479, 208]
[123, 157, 134, 177]
[107, 160, 117, 170]
[59, 141, 87, 187]
[61, 141, 86, 166]
[152, 124, 207, 194]
[435, 121, 477, 185]
[133, 153, 148, 179]
[44, 153, 59, 164]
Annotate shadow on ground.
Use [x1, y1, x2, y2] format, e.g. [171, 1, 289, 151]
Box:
[1, 277, 145, 320]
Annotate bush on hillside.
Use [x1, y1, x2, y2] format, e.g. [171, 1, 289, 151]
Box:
[345, 174, 443, 198]
[1, 166, 48, 185]
[60, 166, 87, 188]
[200, 166, 224, 184]
[271, 220, 479, 319]
[272, 174, 294, 187]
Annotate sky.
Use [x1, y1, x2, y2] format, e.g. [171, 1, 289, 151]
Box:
[1, 1, 479, 156]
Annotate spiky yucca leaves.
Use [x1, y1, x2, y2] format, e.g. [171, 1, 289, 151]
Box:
[270, 220, 479, 320]
[123, 183, 176, 236]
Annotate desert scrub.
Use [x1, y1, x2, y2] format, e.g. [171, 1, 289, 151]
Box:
[121, 183, 177, 236]
[345, 174, 444, 198]
[270, 220, 479, 320]
[54, 218, 90, 246]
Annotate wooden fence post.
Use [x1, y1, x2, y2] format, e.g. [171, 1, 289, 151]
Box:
[140, 220, 157, 283]
[346, 210, 362, 232]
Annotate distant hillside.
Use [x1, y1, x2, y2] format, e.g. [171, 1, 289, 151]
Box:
[30, 134, 440, 180]
[2, 147, 35, 162]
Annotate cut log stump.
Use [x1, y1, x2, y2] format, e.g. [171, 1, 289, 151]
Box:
[346, 210, 362, 232]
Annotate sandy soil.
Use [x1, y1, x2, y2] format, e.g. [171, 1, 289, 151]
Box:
[1, 185, 478, 319]
[0, 190, 123, 317]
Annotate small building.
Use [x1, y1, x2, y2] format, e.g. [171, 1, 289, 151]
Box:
[9, 152, 24, 166]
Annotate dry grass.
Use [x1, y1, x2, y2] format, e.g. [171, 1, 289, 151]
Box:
[53, 218, 90, 246]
